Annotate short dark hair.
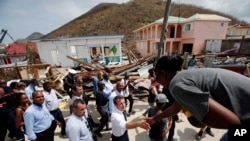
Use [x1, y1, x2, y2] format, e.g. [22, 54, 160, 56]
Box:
[10, 82, 18, 89]
[15, 93, 27, 106]
[105, 68, 112, 73]
[43, 82, 50, 88]
[18, 82, 26, 87]
[155, 55, 183, 74]
[103, 72, 109, 78]
[30, 79, 37, 84]
[72, 99, 86, 108]
[32, 90, 43, 99]
[98, 81, 105, 89]
[71, 84, 78, 91]
[113, 95, 125, 105]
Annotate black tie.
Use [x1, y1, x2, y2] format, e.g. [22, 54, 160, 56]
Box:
[123, 112, 127, 121]
[84, 119, 91, 131]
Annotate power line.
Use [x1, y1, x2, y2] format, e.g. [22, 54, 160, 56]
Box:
[0, 29, 15, 43]
[6, 32, 15, 42]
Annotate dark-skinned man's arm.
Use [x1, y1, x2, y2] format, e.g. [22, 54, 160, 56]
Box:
[202, 98, 240, 129]
[146, 102, 182, 125]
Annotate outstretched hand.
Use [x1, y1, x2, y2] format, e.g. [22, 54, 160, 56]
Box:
[138, 119, 151, 130]
[144, 117, 156, 125]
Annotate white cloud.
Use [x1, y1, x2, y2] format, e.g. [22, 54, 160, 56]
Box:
[173, 0, 250, 23]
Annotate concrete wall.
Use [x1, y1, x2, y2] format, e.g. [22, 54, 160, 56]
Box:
[134, 17, 229, 57]
[192, 21, 229, 54]
[34, 35, 123, 67]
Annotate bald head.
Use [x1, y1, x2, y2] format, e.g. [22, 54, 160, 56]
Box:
[32, 91, 44, 105]
[116, 81, 123, 92]
[103, 72, 109, 80]
[97, 71, 103, 80]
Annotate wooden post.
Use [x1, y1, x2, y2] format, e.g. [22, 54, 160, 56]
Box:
[126, 49, 132, 64]
[204, 55, 215, 68]
[183, 52, 189, 69]
[234, 35, 245, 62]
[15, 66, 22, 79]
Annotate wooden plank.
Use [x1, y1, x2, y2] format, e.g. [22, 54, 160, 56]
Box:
[54, 89, 68, 100]
[38, 69, 47, 79]
[112, 55, 154, 75]
[129, 50, 138, 62]
[20, 69, 29, 80]
[15, 67, 22, 79]
[234, 35, 245, 62]
[126, 49, 132, 64]
[0, 64, 52, 80]
[66, 55, 98, 70]
[44, 66, 51, 74]
[0, 64, 51, 69]
[112, 61, 140, 74]
[109, 75, 147, 81]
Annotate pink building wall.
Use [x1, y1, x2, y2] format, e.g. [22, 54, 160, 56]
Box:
[192, 21, 229, 54]
[133, 14, 230, 57]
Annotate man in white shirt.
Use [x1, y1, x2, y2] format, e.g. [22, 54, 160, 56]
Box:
[121, 72, 136, 116]
[111, 95, 150, 141]
[109, 81, 123, 114]
[102, 72, 114, 97]
[43, 82, 66, 137]
[66, 99, 94, 141]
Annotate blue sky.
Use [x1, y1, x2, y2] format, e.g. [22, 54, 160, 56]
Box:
[1, 0, 249, 44]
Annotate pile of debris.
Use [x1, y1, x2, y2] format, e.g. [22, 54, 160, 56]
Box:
[64, 53, 156, 98]
[0, 47, 156, 100]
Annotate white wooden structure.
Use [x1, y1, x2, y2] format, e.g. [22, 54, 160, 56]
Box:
[32, 35, 124, 67]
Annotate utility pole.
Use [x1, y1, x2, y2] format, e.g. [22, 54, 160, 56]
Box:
[0, 29, 8, 44]
[156, 0, 172, 62]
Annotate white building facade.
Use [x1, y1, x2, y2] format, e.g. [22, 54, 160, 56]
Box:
[32, 35, 124, 67]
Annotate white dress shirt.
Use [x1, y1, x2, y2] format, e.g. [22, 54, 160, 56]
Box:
[43, 89, 59, 111]
[102, 79, 113, 97]
[121, 78, 129, 97]
[111, 106, 127, 137]
[109, 90, 123, 113]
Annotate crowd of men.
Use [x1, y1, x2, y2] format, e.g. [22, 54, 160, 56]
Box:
[2, 54, 250, 141]
[0, 68, 207, 141]
[0, 66, 213, 141]
[0, 67, 145, 141]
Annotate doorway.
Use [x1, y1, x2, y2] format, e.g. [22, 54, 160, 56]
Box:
[182, 43, 193, 54]
[50, 49, 60, 66]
